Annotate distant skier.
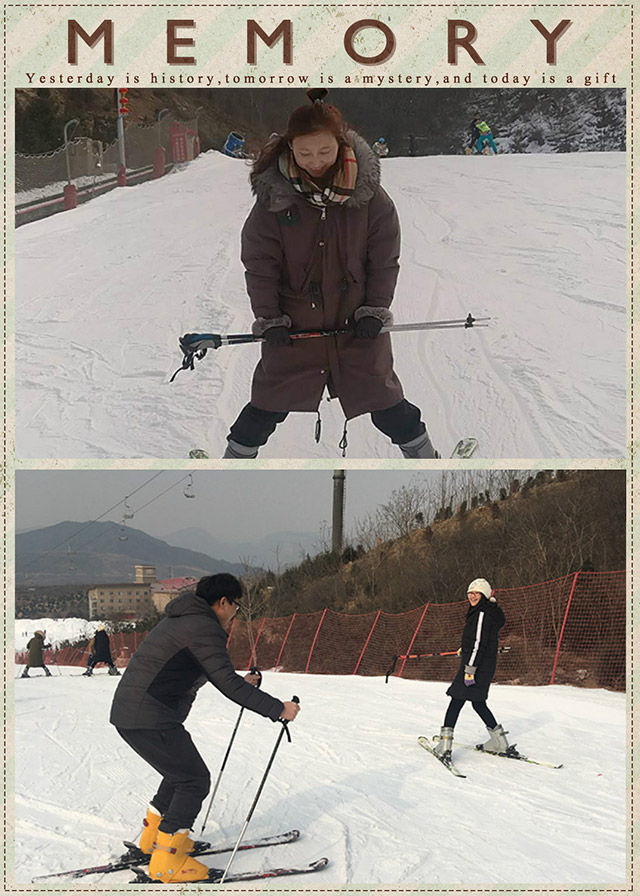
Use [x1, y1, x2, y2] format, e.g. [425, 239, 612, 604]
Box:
[21, 630, 52, 677]
[372, 136, 389, 157]
[83, 625, 120, 676]
[430, 578, 510, 761]
[109, 573, 300, 883]
[469, 115, 498, 155]
[223, 88, 437, 459]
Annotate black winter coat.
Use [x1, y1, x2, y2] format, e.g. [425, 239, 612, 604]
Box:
[447, 597, 505, 701]
[91, 629, 113, 662]
[110, 593, 284, 730]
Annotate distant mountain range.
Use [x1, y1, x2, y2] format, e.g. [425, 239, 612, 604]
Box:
[161, 526, 322, 570]
[16, 520, 246, 585]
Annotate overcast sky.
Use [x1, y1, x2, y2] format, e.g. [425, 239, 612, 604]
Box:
[15, 469, 442, 543]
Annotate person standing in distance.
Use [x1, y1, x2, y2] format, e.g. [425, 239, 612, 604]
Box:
[109, 573, 300, 883]
[372, 136, 389, 157]
[83, 625, 120, 676]
[431, 578, 510, 761]
[21, 630, 52, 677]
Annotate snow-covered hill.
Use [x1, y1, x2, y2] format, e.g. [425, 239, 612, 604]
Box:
[15, 150, 626, 459]
[13, 669, 625, 885]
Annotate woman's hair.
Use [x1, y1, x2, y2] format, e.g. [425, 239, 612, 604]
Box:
[252, 88, 351, 176]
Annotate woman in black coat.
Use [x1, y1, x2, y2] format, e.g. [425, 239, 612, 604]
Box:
[433, 578, 510, 761]
[83, 626, 120, 676]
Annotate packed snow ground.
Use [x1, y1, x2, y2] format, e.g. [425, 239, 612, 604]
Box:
[13, 667, 626, 886]
[15, 151, 626, 459]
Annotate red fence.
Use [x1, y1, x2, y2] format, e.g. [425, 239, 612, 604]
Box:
[17, 571, 625, 691]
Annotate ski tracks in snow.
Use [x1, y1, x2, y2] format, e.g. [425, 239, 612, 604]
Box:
[15, 152, 626, 458]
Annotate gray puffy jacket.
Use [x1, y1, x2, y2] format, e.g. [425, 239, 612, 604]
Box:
[109, 592, 284, 729]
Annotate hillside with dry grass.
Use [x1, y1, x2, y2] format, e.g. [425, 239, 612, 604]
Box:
[249, 470, 625, 617]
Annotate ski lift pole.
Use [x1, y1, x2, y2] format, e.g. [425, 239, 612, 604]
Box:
[199, 667, 262, 836]
[171, 314, 491, 381]
[219, 696, 299, 884]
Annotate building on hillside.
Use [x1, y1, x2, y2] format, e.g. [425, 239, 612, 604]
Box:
[135, 564, 158, 584]
[88, 565, 158, 620]
[88, 567, 200, 620]
[151, 577, 198, 614]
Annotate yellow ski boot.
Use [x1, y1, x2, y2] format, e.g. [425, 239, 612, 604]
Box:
[138, 807, 162, 855]
[148, 829, 209, 882]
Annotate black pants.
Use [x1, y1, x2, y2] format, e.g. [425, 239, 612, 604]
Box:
[228, 400, 424, 447]
[116, 726, 211, 833]
[87, 656, 118, 673]
[443, 697, 497, 730]
[22, 664, 51, 676]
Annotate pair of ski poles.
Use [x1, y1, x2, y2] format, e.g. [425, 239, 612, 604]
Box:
[199, 668, 298, 884]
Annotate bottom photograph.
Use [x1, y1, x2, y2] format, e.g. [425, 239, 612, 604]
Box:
[12, 468, 626, 886]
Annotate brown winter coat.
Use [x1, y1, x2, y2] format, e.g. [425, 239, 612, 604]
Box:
[27, 632, 47, 667]
[241, 131, 405, 419]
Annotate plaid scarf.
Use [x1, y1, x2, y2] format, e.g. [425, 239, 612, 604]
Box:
[278, 144, 358, 208]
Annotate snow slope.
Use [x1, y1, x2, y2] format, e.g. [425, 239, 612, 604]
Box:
[13, 668, 625, 885]
[15, 151, 626, 459]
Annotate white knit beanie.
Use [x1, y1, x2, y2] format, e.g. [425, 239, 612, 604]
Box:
[467, 578, 495, 601]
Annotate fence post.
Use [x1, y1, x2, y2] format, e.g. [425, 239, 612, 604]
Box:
[274, 614, 296, 671]
[550, 572, 580, 684]
[398, 603, 430, 679]
[353, 610, 381, 675]
[153, 145, 166, 178]
[305, 609, 328, 674]
[247, 617, 266, 669]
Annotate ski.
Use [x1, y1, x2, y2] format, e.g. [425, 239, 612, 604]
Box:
[417, 736, 466, 778]
[450, 437, 478, 459]
[471, 744, 563, 769]
[31, 829, 301, 880]
[196, 439, 479, 461]
[131, 856, 329, 884]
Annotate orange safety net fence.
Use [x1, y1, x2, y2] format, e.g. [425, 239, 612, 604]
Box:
[17, 570, 625, 691]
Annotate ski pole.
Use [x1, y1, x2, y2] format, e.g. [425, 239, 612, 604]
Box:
[385, 651, 459, 683]
[170, 314, 491, 381]
[219, 695, 299, 884]
[199, 667, 262, 835]
[385, 645, 511, 683]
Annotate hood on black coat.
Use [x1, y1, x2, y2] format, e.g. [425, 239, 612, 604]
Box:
[250, 130, 381, 213]
[164, 591, 218, 620]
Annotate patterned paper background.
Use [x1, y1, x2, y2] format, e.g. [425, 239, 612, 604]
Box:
[1, 1, 637, 893]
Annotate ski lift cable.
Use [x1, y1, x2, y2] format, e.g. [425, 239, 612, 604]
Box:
[131, 472, 196, 515]
[22, 471, 196, 573]
[57, 473, 196, 556]
[21, 471, 165, 569]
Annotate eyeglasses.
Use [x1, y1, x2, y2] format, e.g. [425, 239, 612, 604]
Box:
[229, 598, 243, 611]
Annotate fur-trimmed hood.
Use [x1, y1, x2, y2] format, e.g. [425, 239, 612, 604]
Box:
[250, 130, 381, 212]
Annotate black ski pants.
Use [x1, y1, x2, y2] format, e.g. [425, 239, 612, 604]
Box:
[228, 399, 424, 447]
[443, 697, 498, 730]
[116, 726, 210, 833]
[87, 655, 118, 673]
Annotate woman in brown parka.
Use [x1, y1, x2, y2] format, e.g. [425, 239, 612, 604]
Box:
[21, 630, 52, 677]
[224, 89, 437, 459]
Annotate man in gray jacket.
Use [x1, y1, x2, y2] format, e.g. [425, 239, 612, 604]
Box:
[110, 573, 300, 883]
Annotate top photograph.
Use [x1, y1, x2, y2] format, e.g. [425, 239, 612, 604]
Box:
[14, 86, 626, 460]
